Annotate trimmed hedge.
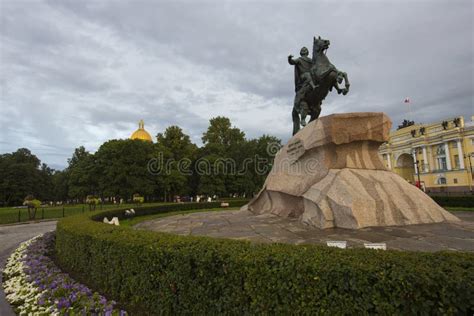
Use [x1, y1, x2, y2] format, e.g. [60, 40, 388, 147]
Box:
[55, 202, 474, 315]
[431, 195, 474, 208]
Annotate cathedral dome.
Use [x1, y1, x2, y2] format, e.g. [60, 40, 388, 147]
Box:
[130, 120, 153, 142]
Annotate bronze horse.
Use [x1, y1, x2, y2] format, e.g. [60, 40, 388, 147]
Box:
[292, 36, 350, 135]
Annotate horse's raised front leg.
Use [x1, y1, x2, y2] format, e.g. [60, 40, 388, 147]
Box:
[334, 81, 344, 94]
[341, 71, 350, 95]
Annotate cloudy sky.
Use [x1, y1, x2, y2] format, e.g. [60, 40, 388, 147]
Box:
[1, 0, 473, 169]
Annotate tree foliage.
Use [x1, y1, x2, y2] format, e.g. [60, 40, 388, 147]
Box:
[67, 147, 97, 199]
[95, 139, 156, 199]
[0, 117, 280, 206]
[155, 126, 198, 201]
[0, 149, 52, 206]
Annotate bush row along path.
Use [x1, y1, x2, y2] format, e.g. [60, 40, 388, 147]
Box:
[0, 221, 57, 316]
[1, 211, 473, 314]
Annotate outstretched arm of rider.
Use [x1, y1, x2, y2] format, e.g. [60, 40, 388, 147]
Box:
[288, 55, 298, 65]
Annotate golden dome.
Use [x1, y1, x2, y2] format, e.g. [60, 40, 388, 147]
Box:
[130, 120, 153, 142]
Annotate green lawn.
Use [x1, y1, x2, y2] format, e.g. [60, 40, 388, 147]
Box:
[120, 207, 239, 227]
[0, 203, 166, 225]
[1, 203, 471, 226]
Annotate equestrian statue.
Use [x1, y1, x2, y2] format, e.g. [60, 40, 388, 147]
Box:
[288, 36, 350, 135]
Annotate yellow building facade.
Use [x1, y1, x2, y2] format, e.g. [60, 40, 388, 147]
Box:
[379, 116, 474, 193]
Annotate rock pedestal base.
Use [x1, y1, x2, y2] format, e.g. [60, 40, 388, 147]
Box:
[245, 113, 458, 229]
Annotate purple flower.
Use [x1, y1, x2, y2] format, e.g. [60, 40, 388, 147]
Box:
[100, 297, 107, 305]
[69, 292, 77, 302]
[57, 298, 71, 309]
[19, 232, 127, 315]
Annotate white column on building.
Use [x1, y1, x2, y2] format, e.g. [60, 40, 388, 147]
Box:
[428, 146, 437, 171]
[386, 153, 392, 169]
[444, 142, 452, 170]
[412, 151, 419, 174]
[422, 146, 429, 172]
[456, 140, 465, 169]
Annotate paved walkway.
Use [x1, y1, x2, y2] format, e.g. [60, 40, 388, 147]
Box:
[0, 221, 57, 316]
[136, 210, 474, 252]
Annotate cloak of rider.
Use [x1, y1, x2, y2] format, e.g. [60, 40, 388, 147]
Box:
[290, 47, 313, 92]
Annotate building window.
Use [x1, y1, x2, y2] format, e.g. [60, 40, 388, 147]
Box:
[436, 145, 445, 156]
[453, 178, 458, 184]
[437, 157, 447, 171]
[451, 141, 457, 148]
[454, 155, 460, 169]
[437, 177, 447, 185]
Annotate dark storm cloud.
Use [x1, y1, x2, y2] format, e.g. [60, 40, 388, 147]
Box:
[0, 0, 472, 168]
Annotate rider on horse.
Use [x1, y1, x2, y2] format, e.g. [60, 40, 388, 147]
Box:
[288, 47, 319, 126]
[288, 37, 350, 135]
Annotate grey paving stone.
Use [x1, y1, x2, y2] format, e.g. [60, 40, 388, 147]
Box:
[135, 211, 474, 252]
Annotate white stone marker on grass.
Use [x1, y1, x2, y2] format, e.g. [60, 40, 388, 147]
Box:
[364, 243, 386, 250]
[103, 217, 120, 226]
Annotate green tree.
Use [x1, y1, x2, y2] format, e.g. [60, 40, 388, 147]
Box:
[51, 170, 69, 202]
[155, 126, 198, 201]
[37, 163, 54, 201]
[95, 139, 156, 200]
[202, 116, 245, 151]
[198, 118, 281, 198]
[198, 117, 246, 197]
[0, 148, 49, 206]
[67, 147, 98, 200]
[251, 135, 281, 191]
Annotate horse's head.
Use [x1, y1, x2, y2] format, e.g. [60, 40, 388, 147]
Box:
[313, 36, 330, 54]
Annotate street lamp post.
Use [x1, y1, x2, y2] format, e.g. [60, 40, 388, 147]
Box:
[414, 159, 422, 190]
[464, 153, 473, 193]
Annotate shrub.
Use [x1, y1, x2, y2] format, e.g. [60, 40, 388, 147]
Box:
[86, 195, 100, 211]
[132, 193, 144, 205]
[431, 195, 474, 208]
[55, 202, 474, 315]
[89, 200, 247, 222]
[23, 195, 41, 220]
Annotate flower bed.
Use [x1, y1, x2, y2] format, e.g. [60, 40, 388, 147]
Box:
[2, 232, 127, 315]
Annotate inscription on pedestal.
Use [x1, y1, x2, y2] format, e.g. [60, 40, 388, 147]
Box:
[287, 139, 305, 161]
